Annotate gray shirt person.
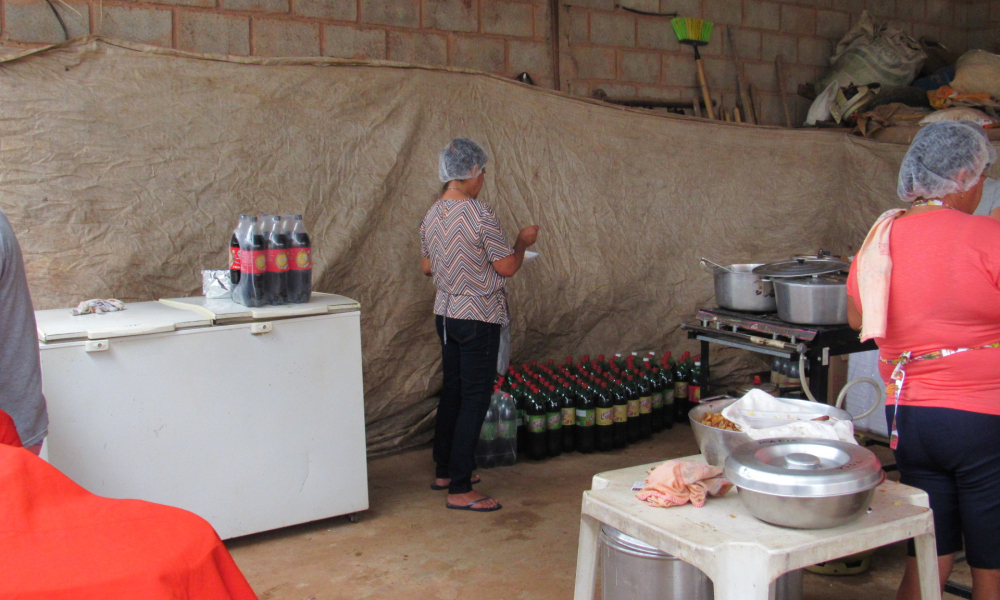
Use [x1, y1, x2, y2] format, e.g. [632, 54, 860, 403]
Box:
[975, 178, 1000, 216]
[0, 209, 47, 446]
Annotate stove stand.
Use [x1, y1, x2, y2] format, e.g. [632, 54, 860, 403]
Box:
[681, 308, 877, 404]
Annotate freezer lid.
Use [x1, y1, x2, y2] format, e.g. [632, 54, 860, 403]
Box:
[158, 292, 361, 323]
[36, 301, 213, 342]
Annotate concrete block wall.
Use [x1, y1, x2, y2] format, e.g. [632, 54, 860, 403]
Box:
[1, 0, 556, 85]
[0, 0, 986, 125]
[966, 0, 1000, 53]
[563, 0, 971, 125]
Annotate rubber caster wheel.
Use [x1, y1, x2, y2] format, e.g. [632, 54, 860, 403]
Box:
[348, 513, 361, 523]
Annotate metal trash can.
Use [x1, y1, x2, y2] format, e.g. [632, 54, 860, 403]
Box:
[600, 525, 803, 600]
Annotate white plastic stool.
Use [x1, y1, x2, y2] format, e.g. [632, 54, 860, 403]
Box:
[574, 455, 940, 600]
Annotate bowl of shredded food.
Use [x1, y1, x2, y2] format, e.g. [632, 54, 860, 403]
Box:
[689, 397, 752, 467]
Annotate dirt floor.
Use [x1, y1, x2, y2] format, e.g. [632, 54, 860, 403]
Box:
[226, 425, 972, 599]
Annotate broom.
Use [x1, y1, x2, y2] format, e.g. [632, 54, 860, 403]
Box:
[671, 17, 715, 119]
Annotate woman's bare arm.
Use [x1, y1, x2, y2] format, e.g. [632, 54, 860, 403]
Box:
[848, 296, 862, 331]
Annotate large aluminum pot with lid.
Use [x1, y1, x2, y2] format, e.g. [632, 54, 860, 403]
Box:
[725, 438, 885, 529]
[700, 260, 776, 312]
[753, 259, 850, 325]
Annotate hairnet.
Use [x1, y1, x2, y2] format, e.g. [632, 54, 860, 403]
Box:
[439, 138, 488, 183]
[897, 121, 996, 202]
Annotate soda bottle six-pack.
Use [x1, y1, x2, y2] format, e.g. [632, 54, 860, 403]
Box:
[230, 213, 312, 307]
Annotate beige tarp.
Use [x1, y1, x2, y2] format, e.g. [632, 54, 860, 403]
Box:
[2, 38, 977, 453]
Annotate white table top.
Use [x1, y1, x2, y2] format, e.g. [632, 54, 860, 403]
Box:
[586, 455, 930, 556]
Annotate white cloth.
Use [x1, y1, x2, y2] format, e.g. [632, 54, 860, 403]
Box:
[855, 208, 905, 342]
[71, 298, 125, 316]
[721, 389, 857, 444]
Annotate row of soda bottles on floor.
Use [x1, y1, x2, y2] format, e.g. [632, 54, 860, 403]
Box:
[475, 350, 703, 467]
[228, 214, 312, 307]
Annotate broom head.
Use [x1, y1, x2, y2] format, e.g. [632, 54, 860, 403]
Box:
[670, 17, 713, 46]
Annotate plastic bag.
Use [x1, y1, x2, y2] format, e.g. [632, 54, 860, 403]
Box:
[950, 50, 1000, 98]
[497, 323, 511, 375]
[805, 81, 839, 126]
[476, 389, 517, 468]
[816, 11, 925, 92]
[202, 270, 232, 299]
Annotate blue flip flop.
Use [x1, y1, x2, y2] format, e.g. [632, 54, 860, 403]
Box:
[446, 496, 502, 512]
[430, 476, 481, 491]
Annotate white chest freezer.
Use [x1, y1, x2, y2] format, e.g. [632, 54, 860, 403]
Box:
[36, 293, 368, 539]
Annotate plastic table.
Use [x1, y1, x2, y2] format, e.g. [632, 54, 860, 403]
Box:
[574, 455, 940, 600]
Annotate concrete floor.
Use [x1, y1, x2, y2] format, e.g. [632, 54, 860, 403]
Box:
[226, 425, 972, 600]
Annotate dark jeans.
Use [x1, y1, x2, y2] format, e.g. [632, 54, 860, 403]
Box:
[890, 405, 1000, 568]
[433, 315, 501, 495]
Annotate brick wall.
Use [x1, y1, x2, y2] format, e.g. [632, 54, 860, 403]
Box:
[0, 0, 985, 125]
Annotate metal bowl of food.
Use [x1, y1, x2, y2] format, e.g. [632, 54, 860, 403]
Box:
[690, 396, 855, 468]
[725, 438, 885, 529]
[689, 397, 751, 468]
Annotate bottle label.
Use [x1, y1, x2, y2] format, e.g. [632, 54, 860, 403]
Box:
[674, 382, 689, 399]
[613, 405, 627, 423]
[480, 422, 495, 441]
[265, 249, 289, 272]
[547, 412, 562, 430]
[627, 399, 639, 418]
[689, 385, 702, 404]
[229, 246, 240, 270]
[498, 421, 513, 439]
[516, 409, 524, 427]
[241, 250, 266, 274]
[561, 407, 576, 426]
[597, 408, 613, 426]
[652, 392, 663, 410]
[575, 409, 596, 427]
[528, 415, 546, 433]
[664, 393, 674, 406]
[288, 247, 312, 271]
[639, 396, 652, 414]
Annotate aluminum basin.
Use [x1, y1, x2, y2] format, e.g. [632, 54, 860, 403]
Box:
[735, 475, 884, 529]
[689, 397, 853, 468]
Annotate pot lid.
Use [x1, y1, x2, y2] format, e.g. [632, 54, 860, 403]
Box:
[773, 273, 847, 286]
[752, 259, 849, 278]
[724, 438, 883, 498]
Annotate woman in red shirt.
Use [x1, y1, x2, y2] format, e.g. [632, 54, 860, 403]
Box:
[848, 121, 1000, 600]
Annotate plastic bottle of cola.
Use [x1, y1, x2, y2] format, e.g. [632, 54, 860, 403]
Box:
[264, 215, 289, 305]
[230, 214, 250, 287]
[234, 216, 267, 307]
[286, 215, 312, 304]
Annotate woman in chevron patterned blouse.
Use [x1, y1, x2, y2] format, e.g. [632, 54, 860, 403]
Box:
[420, 138, 539, 513]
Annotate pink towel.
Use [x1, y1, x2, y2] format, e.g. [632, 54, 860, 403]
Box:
[635, 460, 733, 508]
[855, 208, 905, 342]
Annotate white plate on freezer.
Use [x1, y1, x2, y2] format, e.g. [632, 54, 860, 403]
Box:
[36, 301, 212, 342]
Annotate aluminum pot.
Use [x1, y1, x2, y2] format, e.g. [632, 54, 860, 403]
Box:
[725, 438, 885, 529]
[599, 525, 804, 600]
[700, 261, 776, 312]
[772, 274, 848, 325]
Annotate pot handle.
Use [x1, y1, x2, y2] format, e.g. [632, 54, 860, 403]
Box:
[834, 377, 885, 421]
[699, 259, 715, 274]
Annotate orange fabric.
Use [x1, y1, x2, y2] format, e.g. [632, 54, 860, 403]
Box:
[847, 210, 1000, 414]
[0, 444, 258, 600]
[635, 460, 733, 508]
[0, 410, 22, 447]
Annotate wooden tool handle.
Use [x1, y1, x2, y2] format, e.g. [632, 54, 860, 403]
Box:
[695, 57, 716, 120]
